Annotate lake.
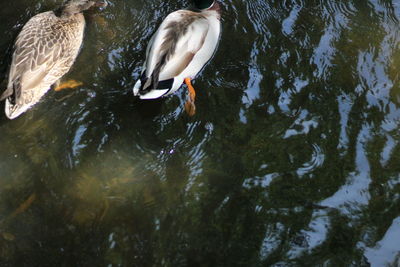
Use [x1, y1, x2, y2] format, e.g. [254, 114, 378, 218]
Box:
[1, 0, 400, 266]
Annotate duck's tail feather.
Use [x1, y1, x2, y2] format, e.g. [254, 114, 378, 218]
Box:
[133, 68, 175, 99]
[142, 76, 152, 91]
[150, 53, 168, 91]
[0, 87, 13, 101]
[4, 97, 33, 120]
[1, 79, 21, 103]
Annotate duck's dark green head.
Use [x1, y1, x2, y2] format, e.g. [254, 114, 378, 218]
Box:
[193, 0, 215, 10]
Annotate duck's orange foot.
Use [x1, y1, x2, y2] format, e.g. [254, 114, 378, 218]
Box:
[54, 80, 83, 92]
[185, 99, 196, 117]
[184, 77, 196, 116]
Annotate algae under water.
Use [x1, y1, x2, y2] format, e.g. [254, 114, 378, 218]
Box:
[1, 0, 400, 266]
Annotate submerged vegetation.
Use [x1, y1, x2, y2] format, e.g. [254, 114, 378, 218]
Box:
[0, 0, 400, 266]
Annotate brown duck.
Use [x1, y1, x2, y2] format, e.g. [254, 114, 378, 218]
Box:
[0, 0, 107, 119]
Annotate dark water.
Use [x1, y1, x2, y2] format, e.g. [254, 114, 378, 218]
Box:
[1, 0, 400, 266]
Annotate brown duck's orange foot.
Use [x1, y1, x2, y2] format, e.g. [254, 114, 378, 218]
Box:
[54, 80, 83, 91]
[184, 78, 196, 116]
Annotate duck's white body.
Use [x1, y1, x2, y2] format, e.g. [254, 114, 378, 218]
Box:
[133, 2, 221, 99]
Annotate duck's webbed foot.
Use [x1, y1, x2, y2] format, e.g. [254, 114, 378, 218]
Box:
[184, 78, 196, 116]
[54, 80, 83, 91]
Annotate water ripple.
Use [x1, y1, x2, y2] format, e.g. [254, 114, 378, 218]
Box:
[296, 144, 325, 177]
[1, 0, 400, 266]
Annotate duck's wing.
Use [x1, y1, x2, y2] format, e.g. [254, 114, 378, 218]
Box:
[1, 13, 67, 102]
[142, 10, 209, 90]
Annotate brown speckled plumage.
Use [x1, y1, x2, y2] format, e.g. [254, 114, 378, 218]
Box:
[1, 0, 105, 119]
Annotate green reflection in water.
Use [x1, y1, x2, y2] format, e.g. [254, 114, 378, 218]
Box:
[1, 0, 400, 266]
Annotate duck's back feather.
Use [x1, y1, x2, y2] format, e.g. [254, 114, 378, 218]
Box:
[2, 11, 84, 118]
[141, 10, 209, 91]
[8, 12, 82, 101]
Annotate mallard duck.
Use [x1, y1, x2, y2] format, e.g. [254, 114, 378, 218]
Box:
[133, 0, 221, 116]
[0, 0, 107, 119]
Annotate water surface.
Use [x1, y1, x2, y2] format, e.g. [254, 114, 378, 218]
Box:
[1, 0, 400, 266]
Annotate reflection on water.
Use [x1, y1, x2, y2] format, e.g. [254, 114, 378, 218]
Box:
[1, 0, 400, 266]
